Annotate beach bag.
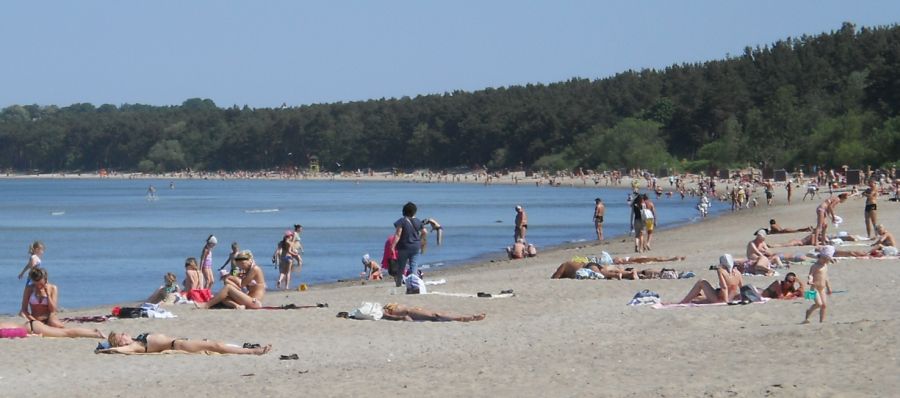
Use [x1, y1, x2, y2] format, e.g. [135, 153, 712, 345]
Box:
[186, 288, 212, 303]
[405, 274, 427, 294]
[740, 285, 762, 303]
[349, 302, 383, 320]
[659, 268, 678, 279]
[116, 307, 146, 318]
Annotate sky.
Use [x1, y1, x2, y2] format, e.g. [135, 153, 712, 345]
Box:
[1, 1, 898, 109]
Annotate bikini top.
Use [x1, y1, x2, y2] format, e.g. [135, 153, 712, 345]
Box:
[135, 333, 150, 346]
[29, 290, 49, 306]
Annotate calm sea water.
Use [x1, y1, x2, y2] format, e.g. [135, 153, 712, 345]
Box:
[0, 179, 723, 314]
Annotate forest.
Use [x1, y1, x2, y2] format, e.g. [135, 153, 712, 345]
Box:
[0, 22, 898, 174]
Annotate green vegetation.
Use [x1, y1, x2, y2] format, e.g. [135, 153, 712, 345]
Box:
[1, 22, 898, 173]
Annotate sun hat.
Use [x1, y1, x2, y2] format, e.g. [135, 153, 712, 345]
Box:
[818, 245, 836, 259]
[207, 236, 218, 245]
[361, 254, 371, 265]
[719, 254, 734, 272]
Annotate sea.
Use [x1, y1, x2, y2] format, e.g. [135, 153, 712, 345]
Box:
[0, 178, 724, 314]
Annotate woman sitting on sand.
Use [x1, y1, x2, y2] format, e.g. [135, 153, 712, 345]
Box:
[19, 268, 64, 328]
[146, 273, 181, 305]
[338, 303, 485, 322]
[0, 319, 105, 339]
[761, 272, 804, 299]
[196, 250, 266, 309]
[679, 254, 743, 304]
[98, 331, 271, 355]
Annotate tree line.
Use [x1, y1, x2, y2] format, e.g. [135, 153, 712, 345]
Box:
[1, 22, 898, 174]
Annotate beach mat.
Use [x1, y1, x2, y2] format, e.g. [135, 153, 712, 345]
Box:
[652, 298, 769, 309]
[425, 292, 515, 299]
[260, 303, 328, 310]
[61, 315, 110, 323]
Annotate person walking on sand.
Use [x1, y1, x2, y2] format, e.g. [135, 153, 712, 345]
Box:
[864, 180, 878, 238]
[631, 195, 645, 253]
[17, 241, 44, 285]
[514, 205, 528, 242]
[391, 202, 427, 287]
[641, 194, 657, 251]
[593, 198, 605, 241]
[786, 180, 794, 204]
[803, 246, 834, 324]
[199, 235, 217, 290]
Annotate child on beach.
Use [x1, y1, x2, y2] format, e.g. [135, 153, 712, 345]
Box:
[200, 235, 217, 290]
[183, 257, 201, 291]
[218, 242, 240, 283]
[17, 241, 45, 284]
[803, 246, 834, 323]
[146, 273, 181, 304]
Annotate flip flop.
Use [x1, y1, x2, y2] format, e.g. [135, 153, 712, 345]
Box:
[477, 292, 492, 298]
[280, 354, 299, 360]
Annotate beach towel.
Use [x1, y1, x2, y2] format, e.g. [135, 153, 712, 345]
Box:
[260, 303, 328, 310]
[651, 298, 769, 309]
[60, 315, 110, 323]
[140, 303, 177, 319]
[575, 268, 605, 279]
[186, 288, 212, 303]
[425, 292, 516, 299]
[349, 302, 383, 320]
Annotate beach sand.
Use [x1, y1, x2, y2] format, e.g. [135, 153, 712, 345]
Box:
[1, 190, 898, 397]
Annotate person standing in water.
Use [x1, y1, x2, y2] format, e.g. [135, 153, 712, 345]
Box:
[514, 205, 528, 242]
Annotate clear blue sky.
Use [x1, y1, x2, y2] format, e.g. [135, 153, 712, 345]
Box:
[1, 1, 897, 108]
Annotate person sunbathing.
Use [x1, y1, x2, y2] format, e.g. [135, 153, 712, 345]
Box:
[745, 230, 780, 275]
[767, 219, 813, 234]
[98, 331, 271, 355]
[762, 272, 805, 299]
[772, 233, 815, 248]
[381, 303, 485, 322]
[19, 268, 65, 328]
[196, 250, 266, 309]
[0, 319, 105, 339]
[829, 246, 898, 258]
[871, 224, 896, 249]
[679, 254, 743, 304]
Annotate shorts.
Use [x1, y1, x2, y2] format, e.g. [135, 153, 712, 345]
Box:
[865, 203, 877, 212]
[765, 191, 773, 199]
[644, 219, 655, 232]
[594, 216, 603, 223]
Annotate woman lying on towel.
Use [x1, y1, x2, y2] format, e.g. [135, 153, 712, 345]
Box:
[0, 319, 105, 339]
[196, 250, 266, 309]
[98, 331, 271, 355]
[679, 254, 743, 304]
[381, 303, 485, 322]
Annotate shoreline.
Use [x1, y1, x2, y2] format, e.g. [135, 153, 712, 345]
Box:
[3, 180, 898, 396]
[8, 177, 719, 317]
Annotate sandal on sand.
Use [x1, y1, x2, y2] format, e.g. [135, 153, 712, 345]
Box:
[317, 303, 328, 308]
[336, 311, 349, 318]
[477, 292, 492, 298]
[500, 289, 514, 294]
[280, 354, 299, 360]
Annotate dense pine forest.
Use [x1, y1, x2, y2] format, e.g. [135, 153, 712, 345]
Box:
[1, 22, 898, 174]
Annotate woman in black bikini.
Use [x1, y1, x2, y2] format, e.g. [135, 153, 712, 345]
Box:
[99, 331, 271, 355]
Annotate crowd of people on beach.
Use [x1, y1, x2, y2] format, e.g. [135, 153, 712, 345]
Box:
[3, 165, 898, 357]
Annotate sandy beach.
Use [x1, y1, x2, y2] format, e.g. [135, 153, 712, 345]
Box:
[2, 183, 898, 397]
